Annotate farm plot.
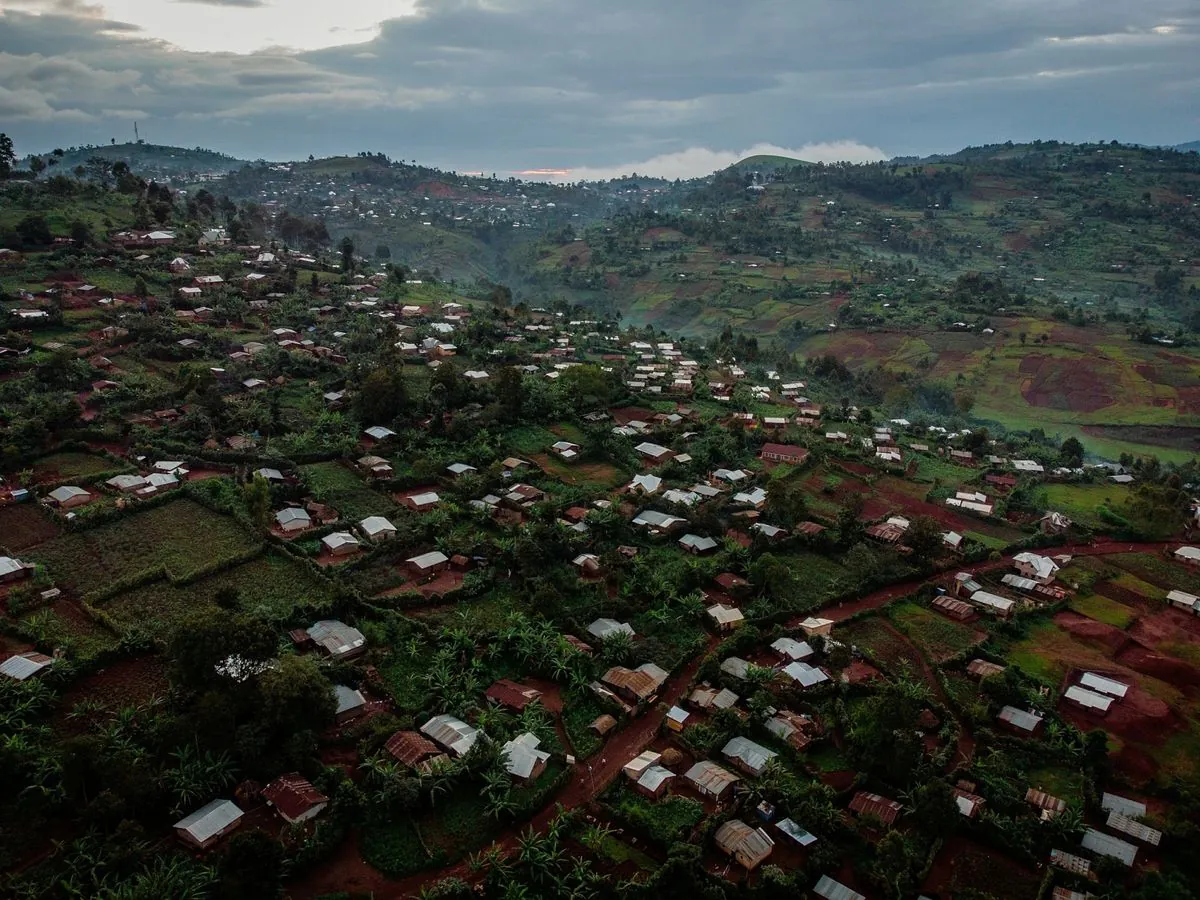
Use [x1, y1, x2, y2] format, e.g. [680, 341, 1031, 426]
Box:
[28, 500, 255, 595]
[20, 599, 120, 661]
[890, 601, 984, 661]
[840, 615, 925, 674]
[0, 503, 61, 552]
[101, 552, 336, 639]
[300, 461, 397, 522]
[1068, 593, 1137, 629]
[30, 451, 130, 484]
[922, 836, 1041, 900]
[1108, 552, 1200, 596]
[1005, 615, 1200, 783]
[1040, 482, 1131, 530]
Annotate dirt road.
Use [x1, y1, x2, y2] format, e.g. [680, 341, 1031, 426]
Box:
[292, 638, 718, 899]
[292, 540, 1175, 898]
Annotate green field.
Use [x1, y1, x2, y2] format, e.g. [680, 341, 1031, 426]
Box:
[27, 500, 256, 596]
[32, 452, 131, 483]
[840, 615, 924, 674]
[890, 601, 983, 660]
[300, 461, 397, 521]
[1068, 593, 1136, 629]
[101, 552, 336, 638]
[1040, 482, 1133, 529]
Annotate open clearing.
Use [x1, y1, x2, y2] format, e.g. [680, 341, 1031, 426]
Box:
[28, 500, 256, 595]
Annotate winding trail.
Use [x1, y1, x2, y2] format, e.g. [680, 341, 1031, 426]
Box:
[290, 540, 1175, 899]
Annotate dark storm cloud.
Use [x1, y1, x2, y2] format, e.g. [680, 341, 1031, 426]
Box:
[0, 0, 1196, 174]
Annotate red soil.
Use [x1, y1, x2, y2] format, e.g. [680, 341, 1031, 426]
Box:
[1128, 608, 1200, 650]
[608, 406, 659, 425]
[292, 639, 720, 899]
[1060, 679, 1180, 748]
[1116, 644, 1200, 694]
[1053, 611, 1132, 655]
[922, 836, 1040, 900]
[1019, 354, 1115, 413]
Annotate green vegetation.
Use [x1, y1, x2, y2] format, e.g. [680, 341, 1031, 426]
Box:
[27, 500, 256, 595]
[1067, 593, 1136, 629]
[891, 600, 983, 660]
[301, 461, 397, 521]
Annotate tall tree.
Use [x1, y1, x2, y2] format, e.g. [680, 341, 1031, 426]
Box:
[0, 132, 15, 178]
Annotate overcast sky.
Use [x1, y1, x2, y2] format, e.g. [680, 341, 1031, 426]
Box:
[0, 0, 1196, 179]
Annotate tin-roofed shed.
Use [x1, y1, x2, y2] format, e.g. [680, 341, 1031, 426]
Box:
[174, 799, 244, 850]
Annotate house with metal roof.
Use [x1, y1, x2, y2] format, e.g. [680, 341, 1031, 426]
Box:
[1050, 848, 1091, 876]
[782, 661, 830, 688]
[1013, 552, 1060, 584]
[722, 736, 778, 776]
[174, 799, 244, 850]
[363, 425, 396, 442]
[1063, 685, 1113, 715]
[706, 603, 745, 631]
[358, 515, 397, 542]
[720, 656, 752, 680]
[775, 818, 818, 847]
[849, 791, 902, 827]
[0, 556, 33, 583]
[333, 685, 367, 722]
[47, 485, 91, 508]
[970, 590, 1015, 617]
[501, 733, 550, 782]
[1106, 812, 1162, 846]
[107, 473, 147, 492]
[1101, 792, 1147, 818]
[771, 637, 814, 661]
[306, 620, 366, 660]
[967, 659, 1006, 679]
[1079, 672, 1128, 699]
[632, 509, 687, 533]
[799, 616, 835, 636]
[634, 441, 674, 462]
[1080, 828, 1137, 866]
[814, 875, 866, 900]
[406, 550, 450, 576]
[682, 760, 740, 799]
[689, 685, 740, 712]
[714, 819, 774, 870]
[998, 705, 1044, 735]
[1167, 589, 1199, 612]
[275, 507, 312, 532]
[385, 730, 449, 772]
[485, 679, 543, 711]
[261, 773, 328, 824]
[421, 714, 481, 757]
[679, 533, 719, 554]
[588, 618, 635, 642]
[623, 750, 663, 780]
[1173, 546, 1200, 564]
[1026, 788, 1067, 819]
[322, 531, 361, 556]
[0, 651, 55, 681]
[635, 765, 675, 799]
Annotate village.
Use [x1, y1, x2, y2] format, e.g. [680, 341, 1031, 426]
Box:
[2, 210, 1200, 900]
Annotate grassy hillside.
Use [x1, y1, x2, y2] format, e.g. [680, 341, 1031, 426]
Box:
[729, 154, 811, 172]
[28, 143, 246, 177]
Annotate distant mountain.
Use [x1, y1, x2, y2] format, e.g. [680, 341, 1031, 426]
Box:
[26, 142, 247, 177]
[728, 153, 812, 173]
[1175, 141, 1200, 153]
